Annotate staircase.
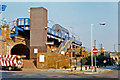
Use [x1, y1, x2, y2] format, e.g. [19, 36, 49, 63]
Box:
[62, 39, 73, 53]
[54, 37, 73, 54]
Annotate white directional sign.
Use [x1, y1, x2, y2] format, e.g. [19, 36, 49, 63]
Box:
[39, 55, 44, 62]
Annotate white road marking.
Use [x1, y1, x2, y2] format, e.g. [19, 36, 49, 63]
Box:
[0, 70, 22, 72]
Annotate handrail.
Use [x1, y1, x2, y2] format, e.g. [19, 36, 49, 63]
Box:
[53, 37, 68, 54]
[47, 27, 68, 39]
[10, 24, 82, 45]
[57, 37, 68, 54]
[63, 39, 72, 53]
[56, 57, 76, 62]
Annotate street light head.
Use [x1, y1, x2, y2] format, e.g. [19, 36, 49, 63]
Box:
[47, 20, 51, 24]
[28, 9, 30, 13]
[44, 26, 48, 30]
[47, 20, 55, 24]
[3, 18, 7, 22]
[99, 23, 106, 25]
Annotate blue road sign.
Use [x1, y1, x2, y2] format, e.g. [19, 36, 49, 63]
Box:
[0, 29, 2, 35]
[0, 5, 7, 11]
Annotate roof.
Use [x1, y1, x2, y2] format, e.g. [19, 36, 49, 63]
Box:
[52, 24, 69, 34]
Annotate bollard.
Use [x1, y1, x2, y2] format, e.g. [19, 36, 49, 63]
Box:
[74, 66, 76, 70]
[91, 66, 93, 71]
[80, 59, 82, 71]
[97, 65, 99, 68]
[64, 66, 67, 69]
[85, 66, 87, 70]
[95, 66, 97, 72]
[89, 66, 90, 69]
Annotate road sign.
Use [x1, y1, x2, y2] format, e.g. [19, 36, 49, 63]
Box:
[0, 5, 7, 11]
[93, 48, 98, 54]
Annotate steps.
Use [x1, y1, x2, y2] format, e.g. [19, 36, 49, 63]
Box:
[54, 37, 72, 54]
[23, 60, 37, 69]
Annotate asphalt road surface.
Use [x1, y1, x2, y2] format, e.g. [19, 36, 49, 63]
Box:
[0, 67, 119, 78]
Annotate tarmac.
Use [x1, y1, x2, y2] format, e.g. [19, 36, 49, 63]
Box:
[22, 65, 118, 75]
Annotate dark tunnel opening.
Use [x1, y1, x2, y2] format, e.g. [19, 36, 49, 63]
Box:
[11, 44, 30, 59]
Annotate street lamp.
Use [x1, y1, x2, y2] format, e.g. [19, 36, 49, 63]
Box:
[113, 44, 119, 54]
[1, 18, 7, 25]
[0, 4, 7, 27]
[47, 20, 55, 24]
[0, 3, 2, 27]
[28, 9, 30, 13]
[47, 20, 56, 28]
[70, 27, 73, 71]
[91, 23, 105, 72]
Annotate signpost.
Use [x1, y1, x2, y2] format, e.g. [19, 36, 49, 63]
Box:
[93, 48, 98, 72]
[0, 4, 7, 28]
[93, 48, 98, 54]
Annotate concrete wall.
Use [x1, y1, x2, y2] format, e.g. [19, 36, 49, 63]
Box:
[0, 26, 29, 55]
[37, 53, 71, 69]
[30, 7, 47, 59]
[0, 26, 14, 55]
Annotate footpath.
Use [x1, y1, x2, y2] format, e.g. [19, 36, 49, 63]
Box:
[22, 65, 118, 75]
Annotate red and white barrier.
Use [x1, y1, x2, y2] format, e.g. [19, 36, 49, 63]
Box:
[0, 55, 23, 68]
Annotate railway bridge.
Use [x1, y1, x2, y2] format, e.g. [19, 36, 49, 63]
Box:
[0, 7, 82, 68]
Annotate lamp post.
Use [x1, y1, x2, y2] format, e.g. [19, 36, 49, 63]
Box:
[91, 23, 105, 72]
[47, 20, 56, 29]
[113, 44, 119, 55]
[70, 27, 73, 71]
[0, 4, 7, 27]
[0, 3, 2, 27]
[113, 44, 120, 64]
[1, 18, 7, 25]
[91, 24, 94, 72]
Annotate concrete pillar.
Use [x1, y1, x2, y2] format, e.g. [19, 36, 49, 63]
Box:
[30, 7, 47, 59]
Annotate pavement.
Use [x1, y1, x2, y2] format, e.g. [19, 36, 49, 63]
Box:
[22, 65, 118, 75]
[1, 65, 119, 78]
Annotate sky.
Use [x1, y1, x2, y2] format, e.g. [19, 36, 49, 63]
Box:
[0, 1, 118, 51]
[1, 0, 120, 2]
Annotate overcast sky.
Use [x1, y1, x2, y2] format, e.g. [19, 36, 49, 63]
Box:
[1, 1, 118, 51]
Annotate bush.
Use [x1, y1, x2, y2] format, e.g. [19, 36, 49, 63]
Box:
[84, 52, 115, 66]
[81, 57, 88, 65]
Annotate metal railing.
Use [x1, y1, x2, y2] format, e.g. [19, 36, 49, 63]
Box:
[47, 27, 62, 38]
[10, 22, 82, 45]
[53, 37, 68, 54]
[47, 27, 82, 45]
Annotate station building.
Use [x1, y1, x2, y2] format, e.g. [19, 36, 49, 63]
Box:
[0, 7, 82, 69]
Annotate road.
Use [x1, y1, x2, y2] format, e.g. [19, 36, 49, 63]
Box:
[0, 67, 119, 78]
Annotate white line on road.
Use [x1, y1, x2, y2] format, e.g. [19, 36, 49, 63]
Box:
[0, 70, 22, 72]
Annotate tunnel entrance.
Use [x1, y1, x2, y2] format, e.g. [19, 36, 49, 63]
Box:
[11, 44, 30, 59]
